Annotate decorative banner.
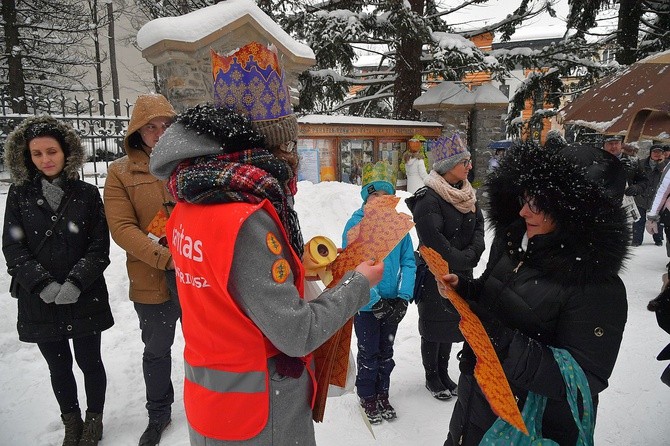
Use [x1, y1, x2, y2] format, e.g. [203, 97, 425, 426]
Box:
[418, 246, 528, 436]
[312, 195, 415, 422]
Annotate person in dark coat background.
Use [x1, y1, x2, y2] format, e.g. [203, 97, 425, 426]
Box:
[648, 278, 670, 387]
[437, 143, 629, 445]
[542, 129, 567, 153]
[406, 133, 485, 401]
[2, 115, 114, 446]
[633, 144, 666, 246]
[560, 142, 627, 203]
[603, 136, 648, 227]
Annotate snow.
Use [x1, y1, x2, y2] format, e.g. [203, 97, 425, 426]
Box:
[298, 115, 442, 128]
[1, 170, 670, 445]
[136, 0, 314, 60]
[472, 83, 509, 105]
[568, 118, 624, 134]
[414, 81, 475, 108]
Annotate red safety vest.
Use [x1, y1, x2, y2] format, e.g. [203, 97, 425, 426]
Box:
[166, 199, 314, 441]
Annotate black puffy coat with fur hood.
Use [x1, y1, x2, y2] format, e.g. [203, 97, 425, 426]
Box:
[446, 144, 629, 446]
[2, 116, 113, 342]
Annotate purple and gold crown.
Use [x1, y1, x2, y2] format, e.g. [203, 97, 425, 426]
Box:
[212, 43, 292, 122]
[429, 133, 467, 162]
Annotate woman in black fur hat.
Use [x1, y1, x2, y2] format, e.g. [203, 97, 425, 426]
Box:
[436, 142, 629, 445]
[2, 115, 113, 445]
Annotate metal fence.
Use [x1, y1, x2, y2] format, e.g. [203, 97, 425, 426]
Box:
[0, 93, 133, 187]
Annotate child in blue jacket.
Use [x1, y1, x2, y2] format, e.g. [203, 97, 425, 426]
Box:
[342, 162, 416, 424]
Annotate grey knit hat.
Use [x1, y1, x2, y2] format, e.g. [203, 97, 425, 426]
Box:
[251, 114, 298, 149]
[149, 122, 220, 180]
[430, 133, 471, 175]
[149, 103, 264, 180]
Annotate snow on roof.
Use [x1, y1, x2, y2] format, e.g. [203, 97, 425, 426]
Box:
[472, 83, 509, 105]
[136, 0, 314, 59]
[298, 115, 442, 127]
[414, 81, 475, 108]
[353, 54, 391, 68]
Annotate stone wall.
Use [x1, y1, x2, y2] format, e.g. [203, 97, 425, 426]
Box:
[470, 105, 507, 185]
[419, 108, 470, 166]
[417, 103, 507, 206]
[158, 50, 212, 112]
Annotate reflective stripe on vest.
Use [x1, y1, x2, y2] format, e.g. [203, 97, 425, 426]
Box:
[184, 361, 266, 394]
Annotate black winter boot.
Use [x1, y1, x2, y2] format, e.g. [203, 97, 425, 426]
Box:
[139, 419, 171, 446]
[438, 342, 458, 396]
[422, 338, 451, 400]
[61, 411, 83, 446]
[78, 411, 103, 446]
[359, 396, 383, 425]
[376, 393, 397, 420]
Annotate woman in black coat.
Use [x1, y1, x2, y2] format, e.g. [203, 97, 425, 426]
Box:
[2, 116, 114, 446]
[406, 134, 485, 400]
[438, 143, 629, 445]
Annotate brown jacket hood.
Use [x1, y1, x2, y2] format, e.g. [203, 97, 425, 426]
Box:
[124, 94, 176, 153]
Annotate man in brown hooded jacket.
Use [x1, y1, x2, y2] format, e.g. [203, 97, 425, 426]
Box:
[103, 93, 179, 446]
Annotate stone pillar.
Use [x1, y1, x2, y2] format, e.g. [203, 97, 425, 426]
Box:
[470, 104, 507, 185]
[419, 109, 471, 166]
[137, 2, 315, 112]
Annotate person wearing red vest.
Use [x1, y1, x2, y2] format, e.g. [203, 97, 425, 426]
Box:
[150, 101, 383, 444]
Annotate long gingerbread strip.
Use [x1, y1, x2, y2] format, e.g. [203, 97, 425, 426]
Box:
[419, 246, 528, 435]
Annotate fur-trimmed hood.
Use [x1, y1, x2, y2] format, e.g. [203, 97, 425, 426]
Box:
[485, 142, 629, 286]
[3, 115, 85, 185]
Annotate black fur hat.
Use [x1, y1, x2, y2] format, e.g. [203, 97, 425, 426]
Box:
[485, 142, 630, 283]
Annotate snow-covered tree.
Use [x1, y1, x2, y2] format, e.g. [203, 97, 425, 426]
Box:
[506, 0, 670, 136]
[133, 0, 215, 20]
[567, 0, 670, 65]
[250, 0, 623, 122]
[0, 0, 111, 113]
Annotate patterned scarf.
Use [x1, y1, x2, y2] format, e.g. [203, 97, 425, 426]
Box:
[167, 148, 304, 257]
[424, 170, 477, 214]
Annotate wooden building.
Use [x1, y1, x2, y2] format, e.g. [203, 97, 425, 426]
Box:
[296, 115, 442, 186]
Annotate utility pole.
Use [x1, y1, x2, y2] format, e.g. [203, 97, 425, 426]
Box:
[91, 0, 105, 114]
[107, 1, 121, 116]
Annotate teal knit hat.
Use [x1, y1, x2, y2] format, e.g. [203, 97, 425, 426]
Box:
[360, 161, 396, 202]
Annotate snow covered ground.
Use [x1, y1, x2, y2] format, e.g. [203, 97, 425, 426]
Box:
[0, 175, 669, 445]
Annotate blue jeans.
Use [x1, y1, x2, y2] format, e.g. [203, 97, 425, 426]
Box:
[353, 310, 398, 400]
[134, 291, 181, 423]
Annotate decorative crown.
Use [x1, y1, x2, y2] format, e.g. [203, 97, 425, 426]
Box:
[211, 42, 293, 122]
[362, 161, 397, 187]
[430, 133, 467, 162]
